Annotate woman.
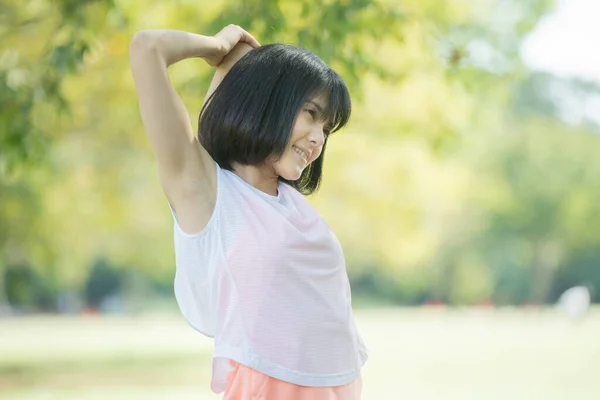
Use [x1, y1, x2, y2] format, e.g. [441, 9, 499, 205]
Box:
[129, 24, 368, 399]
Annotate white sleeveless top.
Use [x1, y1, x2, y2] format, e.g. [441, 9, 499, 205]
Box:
[170, 161, 368, 393]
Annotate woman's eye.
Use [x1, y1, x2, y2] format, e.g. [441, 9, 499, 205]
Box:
[305, 109, 316, 119]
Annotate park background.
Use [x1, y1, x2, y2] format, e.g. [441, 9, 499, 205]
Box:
[1, 0, 599, 398]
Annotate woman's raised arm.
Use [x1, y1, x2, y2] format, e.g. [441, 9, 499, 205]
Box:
[129, 26, 259, 232]
[130, 30, 217, 185]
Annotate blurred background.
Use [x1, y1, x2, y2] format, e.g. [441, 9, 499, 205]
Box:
[1, 0, 599, 398]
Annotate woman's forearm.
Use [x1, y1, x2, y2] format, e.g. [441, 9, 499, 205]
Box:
[130, 29, 220, 67]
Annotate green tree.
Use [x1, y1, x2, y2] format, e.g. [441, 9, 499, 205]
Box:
[3, 0, 572, 308]
[0, 0, 120, 305]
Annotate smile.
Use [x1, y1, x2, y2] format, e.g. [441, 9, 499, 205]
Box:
[293, 145, 308, 164]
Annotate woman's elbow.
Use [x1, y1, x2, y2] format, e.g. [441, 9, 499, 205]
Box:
[129, 30, 159, 56]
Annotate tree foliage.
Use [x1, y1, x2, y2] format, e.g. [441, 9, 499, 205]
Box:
[4, 0, 600, 309]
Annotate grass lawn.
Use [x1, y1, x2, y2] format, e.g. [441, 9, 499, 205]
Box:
[1, 307, 599, 399]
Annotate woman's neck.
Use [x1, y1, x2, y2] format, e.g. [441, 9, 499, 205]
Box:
[231, 162, 279, 196]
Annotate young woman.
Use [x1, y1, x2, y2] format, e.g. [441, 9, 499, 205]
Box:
[129, 24, 368, 399]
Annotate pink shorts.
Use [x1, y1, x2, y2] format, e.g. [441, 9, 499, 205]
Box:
[223, 360, 362, 400]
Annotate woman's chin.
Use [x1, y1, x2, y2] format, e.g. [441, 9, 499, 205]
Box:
[278, 166, 304, 181]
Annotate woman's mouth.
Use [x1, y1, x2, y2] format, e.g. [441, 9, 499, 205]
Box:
[292, 145, 308, 164]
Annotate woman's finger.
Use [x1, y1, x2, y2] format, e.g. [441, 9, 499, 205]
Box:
[218, 25, 260, 50]
[229, 25, 260, 48]
[240, 29, 261, 48]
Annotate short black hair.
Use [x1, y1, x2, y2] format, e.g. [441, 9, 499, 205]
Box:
[198, 44, 351, 195]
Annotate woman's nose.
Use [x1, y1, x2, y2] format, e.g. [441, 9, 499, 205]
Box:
[309, 126, 326, 145]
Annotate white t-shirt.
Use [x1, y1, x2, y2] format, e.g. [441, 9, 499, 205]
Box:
[170, 161, 368, 393]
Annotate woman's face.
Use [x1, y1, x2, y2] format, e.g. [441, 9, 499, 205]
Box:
[271, 96, 331, 181]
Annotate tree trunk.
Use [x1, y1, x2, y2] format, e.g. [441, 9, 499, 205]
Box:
[531, 240, 562, 304]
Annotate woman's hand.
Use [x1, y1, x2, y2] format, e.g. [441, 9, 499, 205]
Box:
[204, 24, 260, 67]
